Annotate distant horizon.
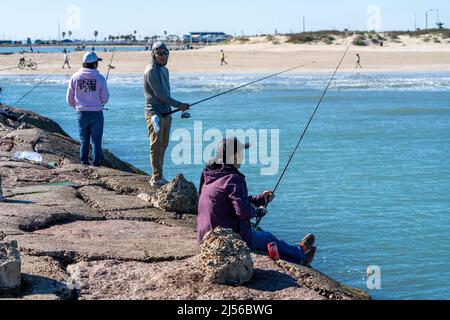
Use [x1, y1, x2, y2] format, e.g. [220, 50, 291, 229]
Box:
[2, 0, 449, 41]
[0, 28, 448, 43]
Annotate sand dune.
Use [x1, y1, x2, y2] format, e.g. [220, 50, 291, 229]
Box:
[1, 35, 450, 75]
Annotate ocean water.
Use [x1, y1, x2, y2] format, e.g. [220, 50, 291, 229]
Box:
[0, 46, 146, 54]
[0, 71, 449, 300]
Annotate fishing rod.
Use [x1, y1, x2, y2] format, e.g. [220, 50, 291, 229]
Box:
[254, 46, 350, 230]
[103, 47, 117, 111]
[105, 47, 117, 81]
[162, 62, 315, 118]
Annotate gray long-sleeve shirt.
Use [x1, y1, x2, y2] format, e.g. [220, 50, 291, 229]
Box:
[144, 62, 181, 117]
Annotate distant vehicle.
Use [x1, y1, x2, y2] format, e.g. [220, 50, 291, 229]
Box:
[188, 32, 230, 44]
[18, 58, 37, 70]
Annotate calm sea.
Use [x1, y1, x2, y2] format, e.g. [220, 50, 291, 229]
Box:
[0, 71, 449, 300]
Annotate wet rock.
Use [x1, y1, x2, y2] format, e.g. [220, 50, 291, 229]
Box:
[199, 228, 253, 286]
[151, 174, 198, 214]
[0, 240, 21, 295]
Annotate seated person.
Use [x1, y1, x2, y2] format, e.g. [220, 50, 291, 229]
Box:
[197, 138, 316, 266]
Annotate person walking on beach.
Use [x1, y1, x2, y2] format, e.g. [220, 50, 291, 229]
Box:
[220, 50, 228, 66]
[356, 53, 362, 68]
[144, 42, 190, 188]
[66, 52, 110, 167]
[62, 49, 71, 69]
[197, 138, 317, 267]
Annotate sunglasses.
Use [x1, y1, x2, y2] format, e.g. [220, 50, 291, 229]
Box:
[155, 50, 169, 57]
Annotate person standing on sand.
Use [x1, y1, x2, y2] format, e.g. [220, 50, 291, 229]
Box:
[66, 52, 109, 167]
[144, 42, 190, 188]
[62, 49, 71, 69]
[356, 53, 362, 68]
[220, 50, 228, 66]
[197, 138, 317, 267]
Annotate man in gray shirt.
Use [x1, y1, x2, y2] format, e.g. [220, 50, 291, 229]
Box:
[144, 42, 190, 187]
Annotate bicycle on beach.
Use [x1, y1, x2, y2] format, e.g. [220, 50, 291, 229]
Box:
[18, 58, 38, 70]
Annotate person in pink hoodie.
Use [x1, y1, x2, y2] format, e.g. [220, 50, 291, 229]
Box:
[66, 52, 110, 167]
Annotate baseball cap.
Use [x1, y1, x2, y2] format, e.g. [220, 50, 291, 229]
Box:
[215, 138, 251, 163]
[83, 52, 103, 64]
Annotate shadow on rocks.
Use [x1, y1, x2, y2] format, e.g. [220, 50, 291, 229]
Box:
[244, 268, 301, 292]
[2, 200, 34, 205]
[20, 273, 75, 300]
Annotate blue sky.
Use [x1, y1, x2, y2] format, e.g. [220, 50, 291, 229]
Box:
[1, 0, 449, 40]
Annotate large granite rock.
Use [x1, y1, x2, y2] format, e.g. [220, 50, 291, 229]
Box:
[199, 228, 253, 286]
[148, 174, 198, 214]
[0, 240, 21, 295]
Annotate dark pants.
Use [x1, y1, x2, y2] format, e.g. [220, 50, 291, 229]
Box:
[77, 111, 104, 167]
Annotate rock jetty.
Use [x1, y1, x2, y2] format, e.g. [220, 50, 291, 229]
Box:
[0, 104, 370, 300]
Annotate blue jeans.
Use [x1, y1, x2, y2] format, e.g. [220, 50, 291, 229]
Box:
[77, 111, 104, 167]
[252, 229, 305, 265]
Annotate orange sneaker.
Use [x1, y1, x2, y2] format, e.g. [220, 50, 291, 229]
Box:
[300, 234, 316, 252]
[302, 246, 317, 267]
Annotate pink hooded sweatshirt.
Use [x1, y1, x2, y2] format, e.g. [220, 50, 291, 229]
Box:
[66, 68, 110, 112]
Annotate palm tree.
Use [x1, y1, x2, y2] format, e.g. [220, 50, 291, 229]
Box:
[94, 30, 99, 41]
[62, 31, 66, 40]
[68, 31, 72, 39]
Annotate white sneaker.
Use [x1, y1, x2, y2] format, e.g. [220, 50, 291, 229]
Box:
[150, 177, 169, 188]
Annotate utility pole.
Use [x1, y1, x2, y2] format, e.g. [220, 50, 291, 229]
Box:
[430, 9, 439, 27]
[425, 11, 428, 29]
[58, 22, 61, 42]
[414, 13, 417, 31]
[303, 16, 306, 33]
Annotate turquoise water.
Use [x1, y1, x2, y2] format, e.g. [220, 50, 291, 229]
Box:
[0, 46, 146, 54]
[0, 72, 449, 300]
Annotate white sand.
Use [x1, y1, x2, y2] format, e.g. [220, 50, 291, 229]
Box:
[1, 35, 450, 75]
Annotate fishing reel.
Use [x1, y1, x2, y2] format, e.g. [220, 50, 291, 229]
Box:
[181, 111, 191, 119]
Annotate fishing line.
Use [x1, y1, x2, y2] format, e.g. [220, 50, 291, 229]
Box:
[163, 61, 316, 117]
[254, 46, 350, 230]
[10, 70, 59, 108]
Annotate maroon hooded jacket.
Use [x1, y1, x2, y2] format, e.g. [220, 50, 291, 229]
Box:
[197, 162, 266, 248]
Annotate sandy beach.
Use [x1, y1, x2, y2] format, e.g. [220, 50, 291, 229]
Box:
[2, 35, 450, 75]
